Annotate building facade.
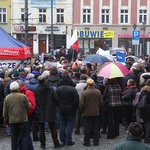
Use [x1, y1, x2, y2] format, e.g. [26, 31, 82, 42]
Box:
[3, 0, 150, 56]
[73, 0, 150, 56]
[0, 0, 11, 33]
[11, 0, 73, 55]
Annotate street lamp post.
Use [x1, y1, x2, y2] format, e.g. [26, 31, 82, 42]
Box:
[24, 0, 28, 45]
[50, 0, 54, 56]
[142, 21, 146, 57]
[133, 23, 136, 55]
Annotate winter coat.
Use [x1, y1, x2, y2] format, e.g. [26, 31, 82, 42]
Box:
[113, 135, 150, 150]
[19, 85, 36, 116]
[139, 85, 150, 121]
[80, 86, 103, 116]
[56, 75, 79, 117]
[35, 83, 58, 122]
[75, 80, 87, 98]
[121, 85, 138, 106]
[132, 91, 143, 123]
[3, 91, 31, 124]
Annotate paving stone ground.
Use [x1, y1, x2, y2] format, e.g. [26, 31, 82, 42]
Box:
[0, 125, 125, 150]
[0, 125, 149, 150]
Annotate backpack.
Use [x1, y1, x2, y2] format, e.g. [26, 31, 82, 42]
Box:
[24, 89, 41, 121]
[137, 94, 147, 110]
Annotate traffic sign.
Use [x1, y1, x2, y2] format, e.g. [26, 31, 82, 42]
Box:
[132, 30, 140, 45]
[132, 30, 140, 40]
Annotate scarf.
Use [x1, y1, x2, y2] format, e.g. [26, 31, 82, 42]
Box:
[122, 85, 137, 95]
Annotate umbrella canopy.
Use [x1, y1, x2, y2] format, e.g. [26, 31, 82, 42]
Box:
[83, 54, 110, 64]
[97, 62, 130, 79]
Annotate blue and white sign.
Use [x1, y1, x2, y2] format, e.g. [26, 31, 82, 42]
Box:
[116, 51, 125, 63]
[132, 30, 140, 45]
[132, 30, 140, 40]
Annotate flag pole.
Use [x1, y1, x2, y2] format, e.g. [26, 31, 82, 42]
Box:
[72, 47, 74, 62]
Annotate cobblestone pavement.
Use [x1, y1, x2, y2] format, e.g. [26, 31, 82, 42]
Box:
[0, 125, 148, 150]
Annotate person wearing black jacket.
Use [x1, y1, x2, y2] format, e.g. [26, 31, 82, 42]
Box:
[56, 74, 79, 146]
[35, 75, 62, 149]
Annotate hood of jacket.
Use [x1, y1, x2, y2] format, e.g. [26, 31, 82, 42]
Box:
[26, 78, 39, 91]
[59, 75, 75, 87]
[19, 85, 28, 94]
[142, 85, 150, 92]
[37, 83, 50, 94]
[47, 75, 60, 83]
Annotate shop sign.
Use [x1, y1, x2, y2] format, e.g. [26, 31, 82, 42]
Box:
[78, 30, 114, 38]
[103, 31, 114, 38]
[45, 26, 60, 32]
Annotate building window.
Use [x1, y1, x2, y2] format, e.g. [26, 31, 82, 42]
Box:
[102, 9, 109, 23]
[120, 9, 128, 23]
[83, 9, 91, 23]
[39, 9, 46, 23]
[56, 9, 64, 23]
[21, 8, 24, 22]
[0, 8, 6, 23]
[139, 10, 147, 23]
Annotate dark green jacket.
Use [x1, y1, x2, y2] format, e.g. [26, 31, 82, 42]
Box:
[113, 135, 150, 150]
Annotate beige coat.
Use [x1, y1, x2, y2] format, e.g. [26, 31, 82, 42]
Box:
[80, 86, 103, 116]
[3, 91, 31, 124]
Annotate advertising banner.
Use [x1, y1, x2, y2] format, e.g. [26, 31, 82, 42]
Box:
[0, 60, 20, 70]
[31, 0, 56, 8]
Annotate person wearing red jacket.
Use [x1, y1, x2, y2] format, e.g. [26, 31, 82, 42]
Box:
[17, 80, 36, 150]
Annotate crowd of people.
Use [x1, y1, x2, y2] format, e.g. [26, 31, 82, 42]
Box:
[0, 52, 150, 149]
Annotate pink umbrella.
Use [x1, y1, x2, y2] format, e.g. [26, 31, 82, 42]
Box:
[97, 62, 130, 79]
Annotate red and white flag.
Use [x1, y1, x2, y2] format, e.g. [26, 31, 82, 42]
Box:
[69, 29, 79, 52]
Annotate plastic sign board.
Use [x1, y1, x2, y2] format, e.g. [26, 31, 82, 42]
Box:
[132, 30, 140, 40]
[77, 30, 114, 38]
[132, 30, 140, 45]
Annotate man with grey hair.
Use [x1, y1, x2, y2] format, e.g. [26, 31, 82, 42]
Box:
[3, 81, 31, 150]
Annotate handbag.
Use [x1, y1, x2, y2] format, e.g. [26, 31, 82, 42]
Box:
[137, 95, 147, 110]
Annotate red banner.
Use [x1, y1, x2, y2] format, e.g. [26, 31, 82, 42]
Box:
[0, 46, 31, 60]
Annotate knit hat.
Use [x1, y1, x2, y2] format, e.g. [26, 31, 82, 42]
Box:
[12, 70, 20, 78]
[38, 75, 46, 81]
[42, 70, 50, 78]
[86, 79, 94, 86]
[128, 122, 143, 136]
[10, 81, 19, 91]
[27, 73, 34, 80]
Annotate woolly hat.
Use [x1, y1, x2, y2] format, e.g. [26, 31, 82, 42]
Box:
[10, 81, 19, 91]
[12, 70, 20, 78]
[27, 73, 34, 80]
[38, 75, 46, 81]
[128, 122, 143, 136]
[42, 70, 50, 78]
[86, 79, 94, 86]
